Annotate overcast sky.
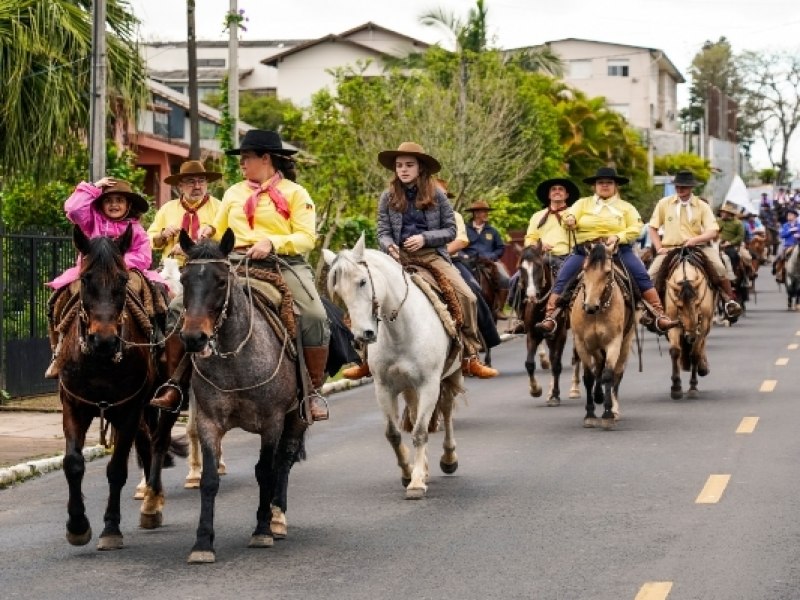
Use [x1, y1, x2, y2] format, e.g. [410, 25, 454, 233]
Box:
[128, 0, 800, 170]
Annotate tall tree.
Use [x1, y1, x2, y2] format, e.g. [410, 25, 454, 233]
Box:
[186, 0, 200, 158]
[0, 0, 146, 179]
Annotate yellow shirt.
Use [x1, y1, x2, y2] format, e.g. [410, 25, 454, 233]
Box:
[567, 194, 642, 244]
[524, 207, 570, 255]
[453, 212, 469, 245]
[147, 196, 221, 265]
[213, 179, 317, 255]
[648, 194, 718, 247]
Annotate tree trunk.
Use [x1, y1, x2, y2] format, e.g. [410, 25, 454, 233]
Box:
[187, 0, 200, 159]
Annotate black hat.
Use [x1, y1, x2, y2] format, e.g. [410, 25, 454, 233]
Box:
[536, 177, 580, 206]
[225, 129, 297, 156]
[788, 208, 799, 217]
[672, 170, 701, 187]
[582, 166, 629, 186]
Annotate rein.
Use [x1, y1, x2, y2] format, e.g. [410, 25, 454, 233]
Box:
[359, 259, 410, 323]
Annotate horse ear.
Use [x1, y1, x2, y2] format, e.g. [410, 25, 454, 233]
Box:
[219, 228, 235, 255]
[118, 223, 134, 255]
[322, 248, 337, 266]
[178, 229, 194, 253]
[352, 233, 366, 260]
[73, 224, 91, 256]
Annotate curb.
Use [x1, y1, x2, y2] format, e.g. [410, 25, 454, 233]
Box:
[0, 333, 521, 489]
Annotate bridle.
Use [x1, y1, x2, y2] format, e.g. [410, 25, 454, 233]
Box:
[77, 288, 125, 363]
[358, 259, 410, 325]
[521, 252, 555, 305]
[667, 253, 710, 337]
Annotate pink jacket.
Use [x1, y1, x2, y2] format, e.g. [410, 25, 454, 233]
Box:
[48, 182, 166, 290]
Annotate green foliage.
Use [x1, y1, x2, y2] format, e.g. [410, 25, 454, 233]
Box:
[213, 76, 241, 187]
[205, 89, 299, 133]
[758, 168, 777, 184]
[654, 153, 712, 182]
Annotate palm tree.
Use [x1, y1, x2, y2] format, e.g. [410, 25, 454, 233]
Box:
[0, 0, 146, 179]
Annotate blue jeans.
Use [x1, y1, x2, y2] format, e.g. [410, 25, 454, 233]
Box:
[552, 244, 653, 295]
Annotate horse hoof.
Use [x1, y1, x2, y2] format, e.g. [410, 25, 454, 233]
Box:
[540, 358, 551, 370]
[687, 389, 699, 399]
[583, 418, 597, 428]
[697, 367, 709, 377]
[270, 506, 287, 539]
[133, 488, 146, 500]
[670, 389, 683, 400]
[184, 477, 200, 489]
[96, 534, 124, 551]
[217, 463, 227, 476]
[601, 418, 616, 430]
[530, 385, 543, 398]
[405, 486, 426, 500]
[187, 551, 216, 564]
[401, 477, 412, 488]
[440, 459, 458, 474]
[569, 390, 581, 399]
[546, 396, 560, 407]
[66, 528, 92, 546]
[139, 511, 163, 530]
[248, 534, 274, 548]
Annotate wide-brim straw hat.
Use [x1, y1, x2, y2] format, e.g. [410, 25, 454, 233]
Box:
[535, 177, 580, 206]
[225, 129, 298, 156]
[464, 200, 494, 212]
[377, 141, 441, 174]
[583, 166, 630, 186]
[164, 160, 222, 185]
[94, 181, 149, 216]
[718, 201, 741, 215]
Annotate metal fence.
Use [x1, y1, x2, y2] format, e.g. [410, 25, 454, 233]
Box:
[1, 231, 74, 397]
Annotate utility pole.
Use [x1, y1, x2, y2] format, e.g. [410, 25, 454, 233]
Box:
[89, 0, 107, 182]
[187, 0, 200, 159]
[228, 0, 239, 147]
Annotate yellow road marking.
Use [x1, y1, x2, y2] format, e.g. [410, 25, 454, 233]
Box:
[736, 417, 759, 433]
[788, 343, 799, 350]
[776, 358, 789, 366]
[696, 474, 731, 504]
[796, 331, 800, 336]
[760, 380, 777, 392]
[635, 582, 673, 599]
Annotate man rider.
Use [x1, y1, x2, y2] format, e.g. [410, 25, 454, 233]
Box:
[463, 200, 510, 316]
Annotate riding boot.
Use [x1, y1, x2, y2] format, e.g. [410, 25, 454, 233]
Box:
[534, 293, 561, 336]
[462, 354, 499, 378]
[341, 361, 371, 379]
[303, 346, 330, 421]
[640, 288, 679, 332]
[494, 288, 509, 320]
[150, 335, 188, 412]
[718, 278, 743, 318]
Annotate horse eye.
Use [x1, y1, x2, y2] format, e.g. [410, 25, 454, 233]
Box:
[359, 278, 367, 288]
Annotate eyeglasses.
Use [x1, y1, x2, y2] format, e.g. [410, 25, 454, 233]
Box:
[181, 177, 207, 186]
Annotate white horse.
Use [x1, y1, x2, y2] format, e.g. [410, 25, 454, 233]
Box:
[324, 236, 464, 499]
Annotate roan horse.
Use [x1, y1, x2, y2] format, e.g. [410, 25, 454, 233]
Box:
[324, 235, 463, 499]
[517, 243, 580, 406]
[658, 247, 715, 399]
[57, 225, 177, 550]
[570, 242, 636, 429]
[177, 229, 307, 564]
[784, 245, 800, 310]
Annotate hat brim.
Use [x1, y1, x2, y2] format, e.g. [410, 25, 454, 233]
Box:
[673, 180, 701, 187]
[225, 146, 298, 156]
[583, 174, 630, 185]
[378, 150, 441, 174]
[163, 171, 222, 186]
[95, 191, 149, 216]
[535, 178, 580, 206]
[465, 205, 494, 212]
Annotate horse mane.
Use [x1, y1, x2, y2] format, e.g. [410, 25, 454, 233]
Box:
[185, 238, 227, 261]
[327, 248, 399, 293]
[586, 242, 608, 268]
[652, 246, 715, 299]
[79, 236, 127, 285]
[519, 245, 540, 264]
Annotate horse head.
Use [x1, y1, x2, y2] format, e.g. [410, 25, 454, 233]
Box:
[75, 223, 132, 358]
[178, 228, 236, 355]
[665, 250, 711, 345]
[518, 242, 550, 304]
[580, 242, 613, 314]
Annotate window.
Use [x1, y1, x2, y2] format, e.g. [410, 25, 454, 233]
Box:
[197, 58, 225, 67]
[607, 59, 630, 77]
[568, 60, 591, 79]
[153, 100, 170, 137]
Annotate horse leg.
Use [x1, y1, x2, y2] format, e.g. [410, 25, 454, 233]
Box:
[187, 419, 223, 564]
[688, 363, 700, 398]
[539, 342, 551, 370]
[439, 374, 460, 475]
[546, 335, 566, 407]
[406, 381, 440, 499]
[62, 401, 94, 546]
[569, 351, 581, 399]
[132, 420, 151, 499]
[600, 366, 617, 430]
[582, 365, 597, 428]
[669, 346, 683, 400]
[185, 393, 201, 488]
[377, 387, 412, 487]
[249, 425, 284, 549]
[141, 407, 180, 530]
[270, 412, 306, 540]
[526, 333, 542, 398]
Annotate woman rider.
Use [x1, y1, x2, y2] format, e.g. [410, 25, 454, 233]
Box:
[535, 167, 678, 335]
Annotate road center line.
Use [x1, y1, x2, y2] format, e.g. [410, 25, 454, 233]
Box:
[760, 380, 777, 392]
[635, 581, 673, 599]
[736, 417, 759, 433]
[788, 343, 798, 350]
[696, 474, 731, 504]
[776, 358, 789, 366]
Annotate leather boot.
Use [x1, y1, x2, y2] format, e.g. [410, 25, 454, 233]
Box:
[718, 278, 743, 317]
[303, 346, 329, 421]
[462, 355, 499, 378]
[641, 288, 678, 332]
[534, 293, 561, 336]
[494, 288, 509, 320]
[341, 362, 371, 379]
[151, 335, 188, 412]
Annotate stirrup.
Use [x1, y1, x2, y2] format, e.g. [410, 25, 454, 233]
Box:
[653, 315, 677, 333]
[150, 381, 184, 414]
[724, 300, 742, 318]
[307, 390, 329, 422]
[535, 316, 558, 335]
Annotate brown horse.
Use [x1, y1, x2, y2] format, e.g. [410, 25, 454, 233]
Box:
[570, 242, 636, 429]
[57, 225, 178, 550]
[748, 233, 768, 267]
[473, 256, 506, 321]
[518, 243, 580, 406]
[659, 248, 716, 399]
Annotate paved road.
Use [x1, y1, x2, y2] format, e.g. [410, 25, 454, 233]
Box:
[2, 278, 800, 600]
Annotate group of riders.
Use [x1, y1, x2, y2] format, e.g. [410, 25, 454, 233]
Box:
[48, 129, 783, 424]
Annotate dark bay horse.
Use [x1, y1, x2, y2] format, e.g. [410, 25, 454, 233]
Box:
[570, 243, 636, 429]
[177, 229, 307, 564]
[58, 225, 177, 550]
[473, 257, 506, 321]
[518, 243, 580, 406]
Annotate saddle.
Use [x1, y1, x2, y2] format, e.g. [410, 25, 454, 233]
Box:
[652, 247, 721, 300]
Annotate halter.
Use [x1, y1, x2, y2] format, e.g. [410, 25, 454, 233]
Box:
[358, 259, 410, 324]
[77, 295, 124, 363]
[668, 251, 710, 336]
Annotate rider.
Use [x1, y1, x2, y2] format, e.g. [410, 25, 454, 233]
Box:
[463, 200, 510, 315]
[195, 130, 331, 421]
[376, 141, 498, 378]
[646, 170, 742, 318]
[45, 178, 166, 378]
[773, 208, 800, 282]
[535, 167, 678, 336]
[716, 201, 750, 283]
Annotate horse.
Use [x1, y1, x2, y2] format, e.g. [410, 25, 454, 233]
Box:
[748, 234, 768, 267]
[784, 245, 800, 310]
[57, 224, 178, 550]
[659, 248, 716, 400]
[324, 235, 463, 499]
[473, 256, 506, 321]
[177, 229, 308, 563]
[570, 242, 636, 429]
[517, 243, 580, 406]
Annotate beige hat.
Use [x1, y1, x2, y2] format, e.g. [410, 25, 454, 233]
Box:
[164, 160, 222, 186]
[377, 142, 441, 174]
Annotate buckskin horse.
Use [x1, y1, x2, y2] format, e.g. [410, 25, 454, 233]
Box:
[658, 247, 716, 399]
[57, 225, 178, 550]
[517, 243, 580, 406]
[177, 229, 307, 564]
[570, 242, 636, 429]
[325, 234, 463, 499]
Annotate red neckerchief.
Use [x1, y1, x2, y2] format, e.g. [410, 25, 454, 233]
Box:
[537, 204, 568, 229]
[244, 173, 290, 229]
[180, 194, 210, 241]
